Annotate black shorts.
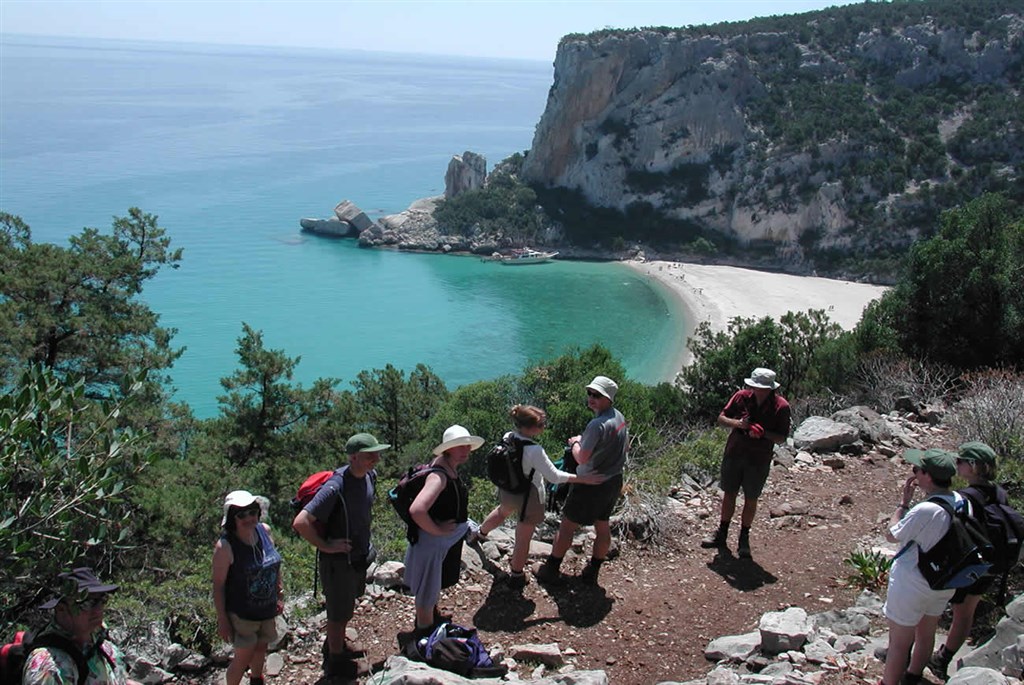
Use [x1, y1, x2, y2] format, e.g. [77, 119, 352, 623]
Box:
[719, 453, 772, 499]
[562, 474, 623, 526]
[951, 574, 995, 603]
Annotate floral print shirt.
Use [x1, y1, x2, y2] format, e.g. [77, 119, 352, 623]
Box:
[22, 624, 130, 685]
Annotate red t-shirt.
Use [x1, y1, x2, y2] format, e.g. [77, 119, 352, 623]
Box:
[721, 388, 791, 463]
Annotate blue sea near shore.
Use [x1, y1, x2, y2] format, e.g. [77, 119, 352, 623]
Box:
[0, 34, 686, 417]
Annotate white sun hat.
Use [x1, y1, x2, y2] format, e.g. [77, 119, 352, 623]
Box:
[432, 424, 485, 455]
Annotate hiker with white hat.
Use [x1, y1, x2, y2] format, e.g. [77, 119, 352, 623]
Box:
[212, 489, 283, 685]
[403, 424, 484, 641]
[700, 367, 791, 559]
[534, 375, 628, 586]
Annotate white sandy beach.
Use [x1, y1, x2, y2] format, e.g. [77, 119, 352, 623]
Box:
[625, 260, 890, 381]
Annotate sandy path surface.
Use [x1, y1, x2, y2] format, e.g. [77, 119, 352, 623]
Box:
[625, 260, 890, 378]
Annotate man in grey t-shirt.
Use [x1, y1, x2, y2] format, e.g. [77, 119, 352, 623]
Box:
[292, 433, 388, 680]
[534, 376, 627, 586]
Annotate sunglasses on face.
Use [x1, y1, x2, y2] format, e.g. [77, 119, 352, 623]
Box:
[586, 390, 603, 399]
[76, 594, 109, 611]
[234, 506, 260, 520]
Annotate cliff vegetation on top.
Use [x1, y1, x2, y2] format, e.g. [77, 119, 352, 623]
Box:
[519, 0, 1023, 279]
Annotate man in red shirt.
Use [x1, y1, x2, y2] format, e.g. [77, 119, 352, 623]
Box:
[700, 367, 791, 559]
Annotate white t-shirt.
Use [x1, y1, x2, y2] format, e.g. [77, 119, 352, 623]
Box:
[508, 431, 574, 488]
[889, 492, 964, 594]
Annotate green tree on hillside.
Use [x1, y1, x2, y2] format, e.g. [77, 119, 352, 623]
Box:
[215, 323, 338, 468]
[0, 365, 154, 625]
[352, 363, 448, 457]
[857, 194, 1024, 368]
[0, 209, 183, 399]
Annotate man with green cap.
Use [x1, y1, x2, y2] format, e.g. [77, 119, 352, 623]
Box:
[292, 433, 389, 680]
[881, 448, 961, 685]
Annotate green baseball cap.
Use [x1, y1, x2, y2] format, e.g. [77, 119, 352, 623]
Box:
[958, 441, 997, 466]
[903, 448, 957, 480]
[345, 433, 390, 455]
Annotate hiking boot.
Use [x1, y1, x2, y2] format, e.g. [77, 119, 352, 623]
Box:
[531, 561, 566, 586]
[323, 655, 359, 679]
[700, 527, 728, 549]
[737, 530, 752, 559]
[502, 571, 527, 590]
[927, 647, 954, 681]
[579, 560, 603, 585]
[900, 672, 923, 685]
[249, 678, 264, 685]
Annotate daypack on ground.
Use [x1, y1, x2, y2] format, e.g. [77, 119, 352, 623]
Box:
[485, 434, 535, 495]
[898, 495, 994, 590]
[406, 622, 507, 679]
[1, 630, 110, 685]
[388, 464, 448, 543]
[961, 484, 1024, 574]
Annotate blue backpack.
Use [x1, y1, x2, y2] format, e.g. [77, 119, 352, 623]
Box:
[415, 622, 507, 678]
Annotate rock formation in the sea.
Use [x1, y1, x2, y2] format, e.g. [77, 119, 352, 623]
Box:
[444, 151, 487, 198]
[520, 2, 1023, 271]
[300, 200, 377, 237]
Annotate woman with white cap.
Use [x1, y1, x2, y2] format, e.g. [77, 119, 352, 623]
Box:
[212, 490, 282, 685]
[402, 425, 483, 641]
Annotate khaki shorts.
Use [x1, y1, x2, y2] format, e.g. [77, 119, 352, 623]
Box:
[498, 483, 546, 525]
[228, 612, 279, 649]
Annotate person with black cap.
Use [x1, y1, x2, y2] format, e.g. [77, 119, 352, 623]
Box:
[292, 432, 388, 680]
[928, 441, 1011, 681]
[534, 375, 628, 586]
[22, 567, 141, 685]
[700, 367, 791, 559]
[212, 489, 282, 685]
[881, 448, 961, 685]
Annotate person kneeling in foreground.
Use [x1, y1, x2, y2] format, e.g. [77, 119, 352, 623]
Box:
[882, 448, 960, 685]
[23, 567, 142, 685]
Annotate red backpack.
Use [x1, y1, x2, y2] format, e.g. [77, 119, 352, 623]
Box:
[290, 470, 338, 536]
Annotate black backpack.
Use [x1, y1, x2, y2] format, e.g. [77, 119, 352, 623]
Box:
[388, 464, 448, 543]
[897, 496, 994, 590]
[961, 484, 1024, 573]
[0, 630, 110, 685]
[485, 435, 535, 495]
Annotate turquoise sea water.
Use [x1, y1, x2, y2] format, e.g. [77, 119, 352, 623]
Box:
[0, 35, 685, 417]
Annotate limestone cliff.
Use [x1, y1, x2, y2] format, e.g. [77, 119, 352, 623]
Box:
[521, 0, 1023, 272]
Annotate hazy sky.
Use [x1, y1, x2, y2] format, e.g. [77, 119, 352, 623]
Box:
[1, 0, 862, 61]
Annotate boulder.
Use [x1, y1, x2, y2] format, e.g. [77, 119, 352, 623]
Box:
[333, 200, 376, 233]
[830, 406, 893, 444]
[947, 666, 1011, 685]
[705, 631, 761, 662]
[444, 151, 487, 199]
[759, 608, 810, 654]
[372, 560, 405, 588]
[792, 417, 860, 453]
[300, 217, 355, 236]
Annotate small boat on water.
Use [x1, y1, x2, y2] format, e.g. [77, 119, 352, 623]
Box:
[495, 248, 559, 265]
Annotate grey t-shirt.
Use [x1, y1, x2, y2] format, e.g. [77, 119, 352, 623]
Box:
[304, 466, 374, 559]
[578, 407, 628, 477]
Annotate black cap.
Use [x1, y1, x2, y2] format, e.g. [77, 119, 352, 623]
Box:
[40, 567, 119, 609]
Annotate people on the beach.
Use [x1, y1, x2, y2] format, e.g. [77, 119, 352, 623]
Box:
[701, 367, 791, 559]
[534, 376, 628, 586]
[292, 433, 387, 680]
[928, 441, 1006, 679]
[474, 404, 605, 589]
[212, 490, 283, 685]
[882, 449, 960, 685]
[22, 567, 142, 685]
[403, 424, 482, 641]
